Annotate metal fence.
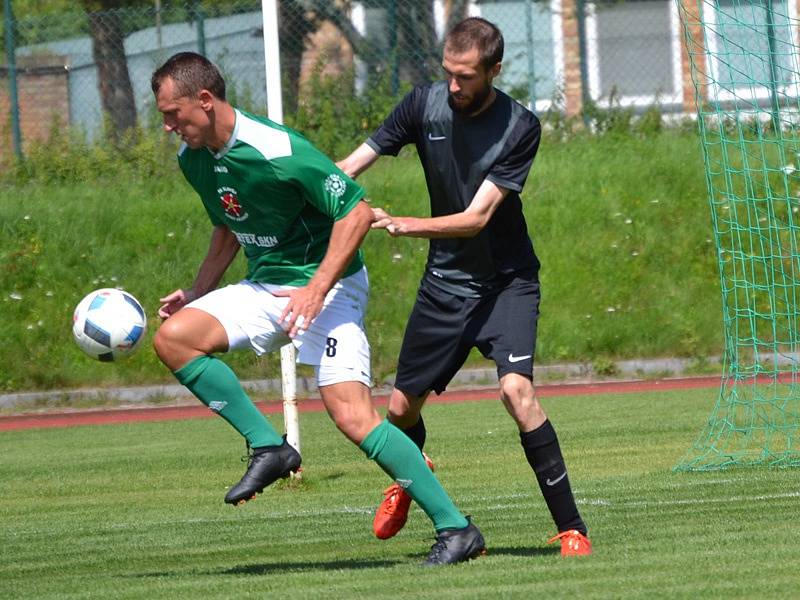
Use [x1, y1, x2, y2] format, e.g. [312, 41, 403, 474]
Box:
[1, 0, 780, 158]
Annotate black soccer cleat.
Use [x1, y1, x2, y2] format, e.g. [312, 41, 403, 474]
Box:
[422, 517, 487, 566]
[224, 436, 302, 506]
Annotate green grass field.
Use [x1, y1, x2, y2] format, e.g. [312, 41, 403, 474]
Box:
[2, 388, 798, 599]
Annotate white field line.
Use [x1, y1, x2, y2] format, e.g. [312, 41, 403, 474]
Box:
[14, 490, 797, 537]
[618, 491, 800, 508]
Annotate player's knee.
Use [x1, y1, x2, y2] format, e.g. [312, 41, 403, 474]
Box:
[500, 376, 543, 424]
[152, 329, 171, 365]
[387, 407, 419, 429]
[500, 376, 532, 404]
[386, 390, 423, 427]
[152, 319, 187, 366]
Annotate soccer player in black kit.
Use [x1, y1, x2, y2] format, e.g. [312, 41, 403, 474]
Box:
[338, 17, 591, 556]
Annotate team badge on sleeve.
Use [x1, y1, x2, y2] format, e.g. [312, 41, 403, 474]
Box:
[324, 173, 346, 198]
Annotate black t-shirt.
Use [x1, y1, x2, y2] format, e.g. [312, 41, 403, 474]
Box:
[367, 80, 541, 297]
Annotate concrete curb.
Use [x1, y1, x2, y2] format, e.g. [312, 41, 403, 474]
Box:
[0, 356, 714, 411]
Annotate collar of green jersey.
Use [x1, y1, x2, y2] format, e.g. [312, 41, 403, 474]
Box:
[208, 109, 242, 160]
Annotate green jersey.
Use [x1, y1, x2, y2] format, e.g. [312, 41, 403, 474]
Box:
[178, 109, 366, 286]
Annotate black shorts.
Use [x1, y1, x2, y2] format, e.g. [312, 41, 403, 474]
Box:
[394, 274, 541, 397]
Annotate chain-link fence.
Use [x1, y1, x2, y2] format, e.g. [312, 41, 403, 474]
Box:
[1, 1, 270, 155]
[1, 0, 779, 160]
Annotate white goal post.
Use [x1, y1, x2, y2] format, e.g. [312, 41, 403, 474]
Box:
[261, 0, 301, 463]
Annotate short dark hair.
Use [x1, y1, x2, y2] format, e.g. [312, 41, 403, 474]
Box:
[151, 52, 226, 100]
[444, 17, 504, 69]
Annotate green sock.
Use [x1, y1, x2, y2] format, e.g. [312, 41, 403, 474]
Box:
[174, 355, 283, 448]
[360, 419, 468, 532]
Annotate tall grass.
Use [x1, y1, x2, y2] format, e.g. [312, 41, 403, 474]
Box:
[0, 129, 717, 392]
[532, 131, 720, 361]
[1, 389, 798, 598]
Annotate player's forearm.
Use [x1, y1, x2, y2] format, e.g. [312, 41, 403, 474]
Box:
[388, 193, 500, 238]
[337, 143, 381, 179]
[391, 212, 489, 238]
[192, 226, 240, 296]
[383, 180, 508, 239]
[308, 201, 372, 294]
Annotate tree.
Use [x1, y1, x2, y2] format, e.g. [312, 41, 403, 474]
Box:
[81, 0, 138, 136]
[395, 0, 438, 85]
[444, 0, 470, 36]
[304, 0, 442, 86]
[12, 0, 467, 127]
[278, 0, 317, 114]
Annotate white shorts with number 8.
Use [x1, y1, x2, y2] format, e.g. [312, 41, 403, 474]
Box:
[187, 267, 371, 388]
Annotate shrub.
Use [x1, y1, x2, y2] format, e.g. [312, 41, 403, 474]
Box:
[286, 64, 407, 158]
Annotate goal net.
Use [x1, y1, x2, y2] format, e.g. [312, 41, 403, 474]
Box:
[675, 0, 800, 470]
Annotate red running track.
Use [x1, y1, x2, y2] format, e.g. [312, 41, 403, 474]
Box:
[0, 376, 723, 432]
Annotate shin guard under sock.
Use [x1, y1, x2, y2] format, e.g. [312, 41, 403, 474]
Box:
[520, 419, 586, 534]
[361, 420, 467, 532]
[174, 355, 283, 448]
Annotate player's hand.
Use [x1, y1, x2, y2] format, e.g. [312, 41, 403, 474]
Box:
[158, 288, 197, 320]
[273, 285, 325, 338]
[371, 207, 401, 236]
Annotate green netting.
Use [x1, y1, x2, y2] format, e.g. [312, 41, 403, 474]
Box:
[675, 0, 800, 471]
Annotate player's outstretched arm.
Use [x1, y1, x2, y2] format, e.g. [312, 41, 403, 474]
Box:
[158, 225, 240, 319]
[336, 143, 381, 179]
[275, 200, 373, 337]
[373, 180, 510, 239]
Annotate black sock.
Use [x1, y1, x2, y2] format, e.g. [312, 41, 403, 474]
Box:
[400, 416, 427, 451]
[520, 420, 586, 535]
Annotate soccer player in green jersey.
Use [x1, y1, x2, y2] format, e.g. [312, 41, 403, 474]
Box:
[149, 52, 484, 565]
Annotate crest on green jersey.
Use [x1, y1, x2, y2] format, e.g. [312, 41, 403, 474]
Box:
[323, 174, 347, 198]
[218, 186, 249, 222]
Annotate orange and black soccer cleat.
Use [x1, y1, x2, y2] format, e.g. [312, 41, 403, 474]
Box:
[548, 529, 592, 557]
[373, 453, 435, 539]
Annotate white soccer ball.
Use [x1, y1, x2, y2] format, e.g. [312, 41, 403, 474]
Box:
[72, 288, 147, 361]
